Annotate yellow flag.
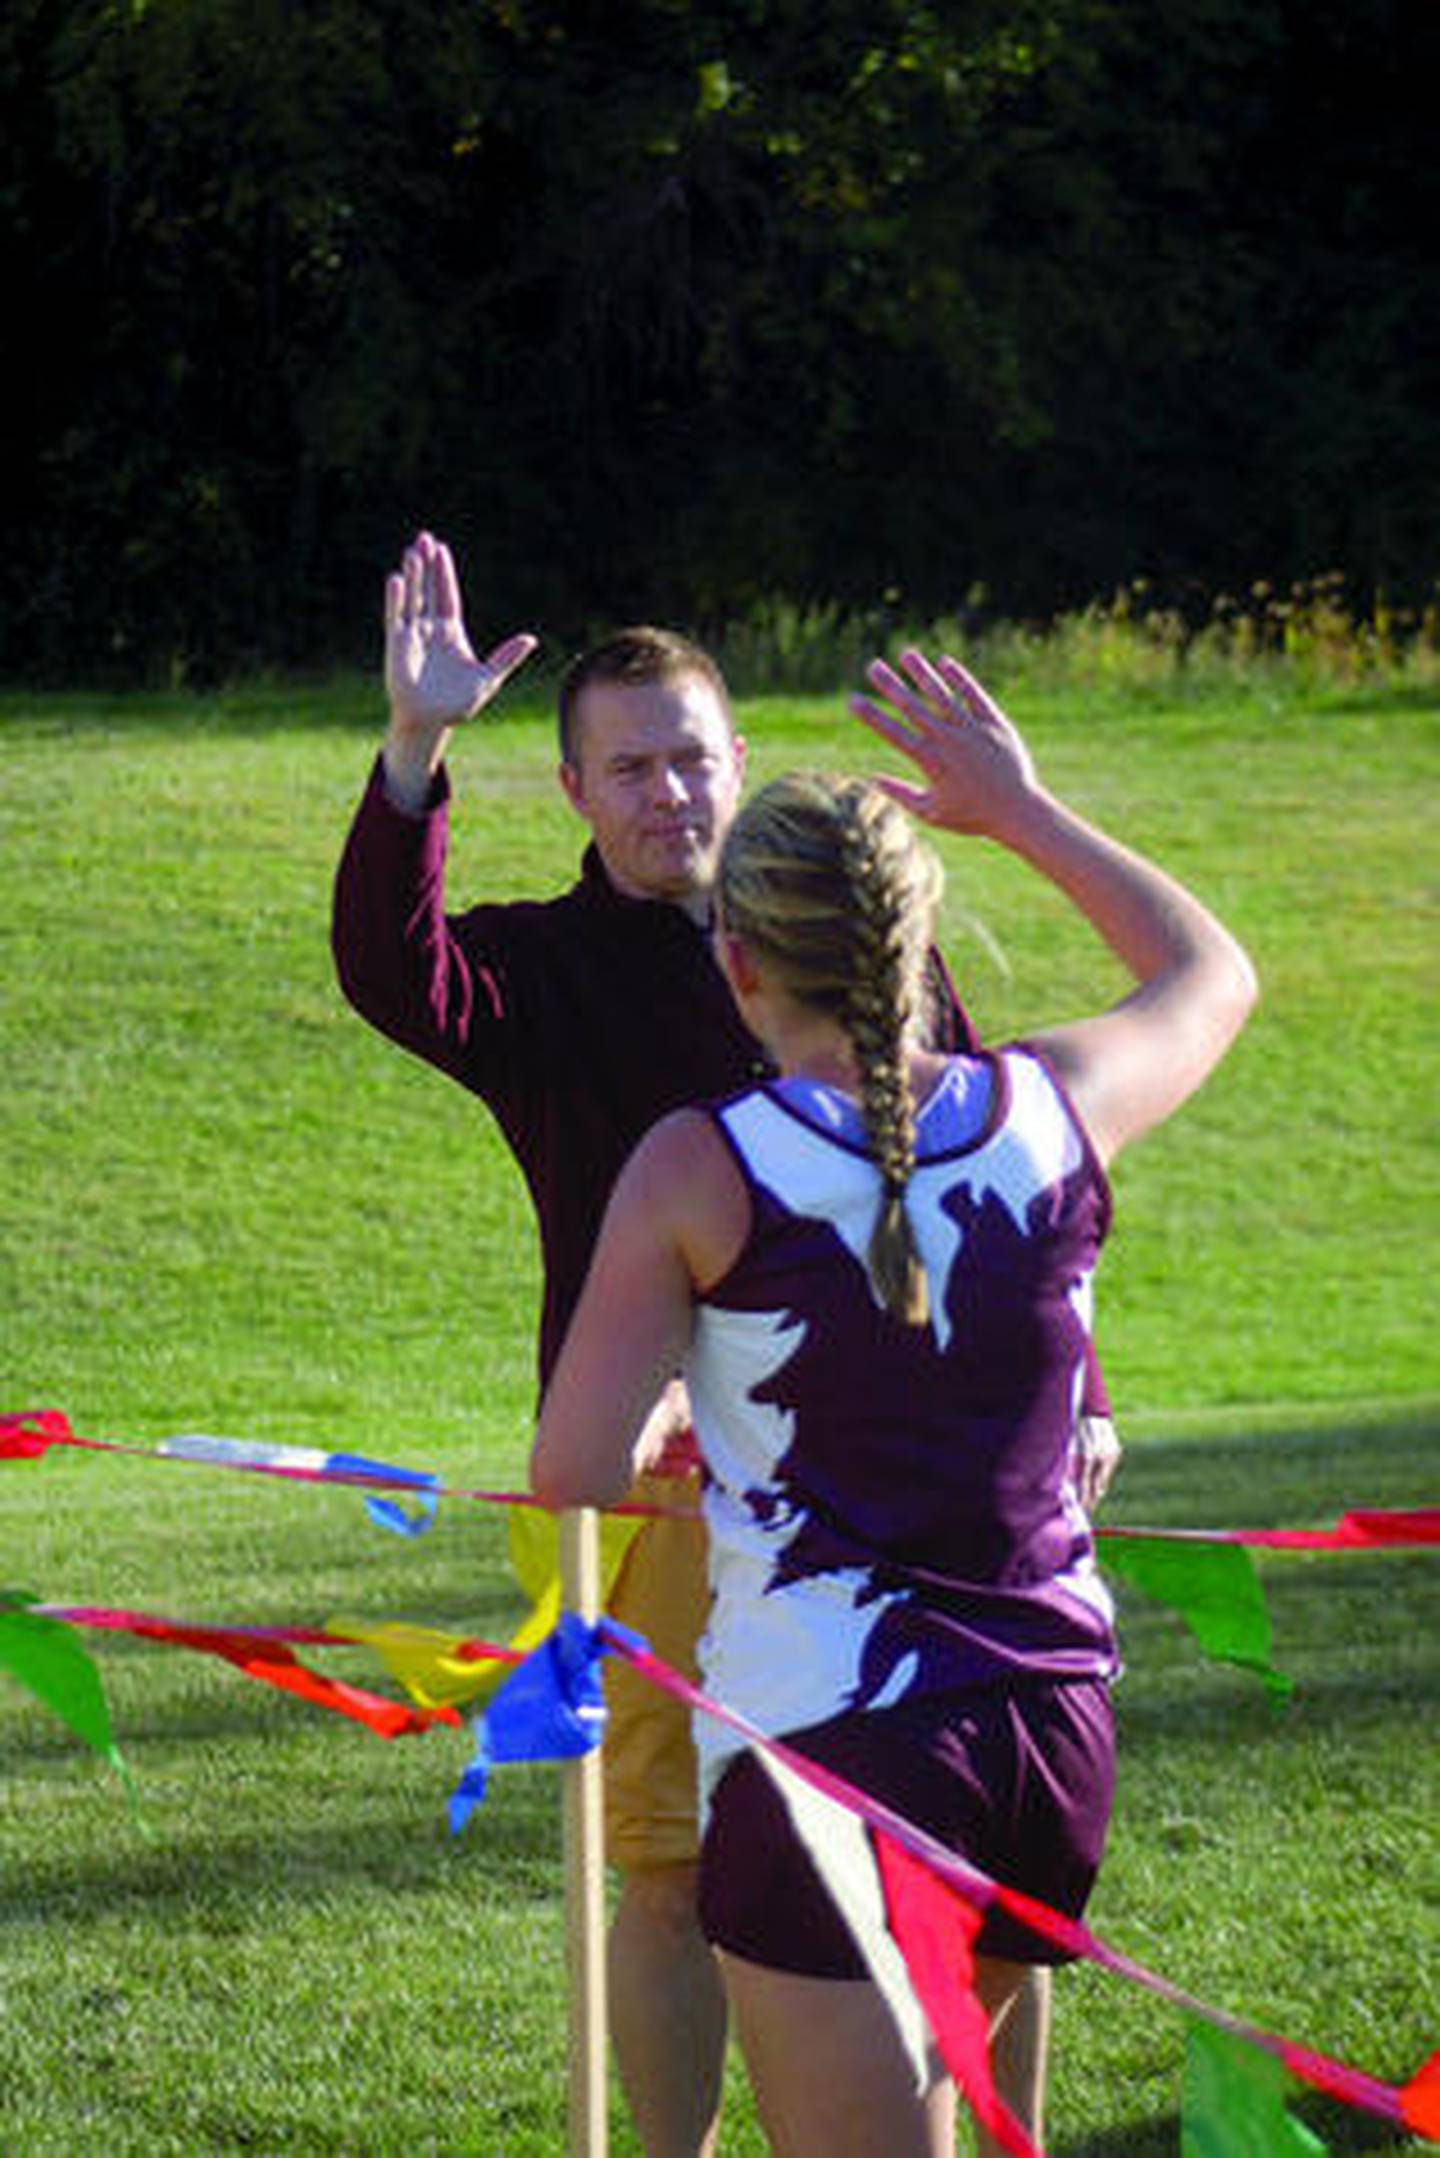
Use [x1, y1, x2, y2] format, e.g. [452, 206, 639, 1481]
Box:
[326, 1505, 647, 1713]
[324, 1618, 520, 1712]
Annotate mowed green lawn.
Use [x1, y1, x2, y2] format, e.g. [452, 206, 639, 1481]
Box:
[1, 672, 1436, 2153]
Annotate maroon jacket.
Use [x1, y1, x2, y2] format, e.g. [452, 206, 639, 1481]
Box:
[332, 758, 979, 1390]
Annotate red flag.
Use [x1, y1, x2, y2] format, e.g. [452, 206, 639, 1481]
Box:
[874, 1831, 1037, 2156]
[0, 1407, 74, 1458]
[44, 1606, 460, 1737]
[1401, 2050, 1440, 2141]
[755, 1750, 1038, 2155]
[156, 1626, 457, 1737]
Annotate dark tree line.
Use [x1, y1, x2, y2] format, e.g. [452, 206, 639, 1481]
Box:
[3, 0, 1437, 682]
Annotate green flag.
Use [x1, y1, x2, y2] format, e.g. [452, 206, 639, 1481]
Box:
[1183, 2018, 1327, 2155]
[0, 1591, 124, 1768]
[1101, 1537, 1294, 1702]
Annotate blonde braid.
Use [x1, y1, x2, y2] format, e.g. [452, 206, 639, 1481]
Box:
[718, 772, 943, 1326]
[834, 785, 935, 1326]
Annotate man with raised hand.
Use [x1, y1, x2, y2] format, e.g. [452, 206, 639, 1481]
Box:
[334, 530, 763, 2155]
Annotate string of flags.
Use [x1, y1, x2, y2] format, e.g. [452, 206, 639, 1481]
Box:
[7, 1407, 1437, 1704]
[2, 1406, 1436, 2150]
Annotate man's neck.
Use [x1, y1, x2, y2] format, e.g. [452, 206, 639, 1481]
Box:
[586, 845, 715, 928]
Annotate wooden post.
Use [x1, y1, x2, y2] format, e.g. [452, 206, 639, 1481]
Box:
[560, 1507, 608, 2156]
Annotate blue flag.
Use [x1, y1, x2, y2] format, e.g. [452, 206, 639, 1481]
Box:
[448, 1612, 615, 1833]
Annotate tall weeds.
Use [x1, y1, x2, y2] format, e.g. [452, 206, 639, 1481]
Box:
[713, 575, 1440, 699]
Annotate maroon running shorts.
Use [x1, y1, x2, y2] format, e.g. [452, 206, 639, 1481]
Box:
[698, 1677, 1114, 1973]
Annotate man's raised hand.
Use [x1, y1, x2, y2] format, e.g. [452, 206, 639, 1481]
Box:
[381, 531, 537, 810]
[384, 530, 537, 735]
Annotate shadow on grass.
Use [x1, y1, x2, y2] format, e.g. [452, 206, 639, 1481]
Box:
[1294, 2095, 1423, 2153]
[1101, 1397, 1438, 1532]
[1050, 2114, 1179, 2157]
[0, 1759, 564, 1931]
[1049, 2099, 1409, 2155]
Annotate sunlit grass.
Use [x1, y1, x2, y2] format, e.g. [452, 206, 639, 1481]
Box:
[1, 672, 1435, 2151]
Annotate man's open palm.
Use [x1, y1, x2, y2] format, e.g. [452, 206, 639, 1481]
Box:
[385, 530, 536, 732]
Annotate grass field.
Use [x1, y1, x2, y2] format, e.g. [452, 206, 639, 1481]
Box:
[1, 666, 1436, 2153]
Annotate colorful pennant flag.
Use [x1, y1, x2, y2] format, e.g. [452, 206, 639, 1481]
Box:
[0, 1592, 125, 1774]
[323, 1617, 522, 1713]
[504, 1497, 646, 1685]
[758, 1748, 938, 2086]
[1182, 2018, 1327, 2154]
[1402, 2052, 1440, 2141]
[153, 1434, 442, 1535]
[448, 1611, 613, 1834]
[1099, 1537, 1294, 1701]
[876, 1830, 1038, 2155]
[757, 1749, 1036, 2154]
[0, 1408, 76, 1459]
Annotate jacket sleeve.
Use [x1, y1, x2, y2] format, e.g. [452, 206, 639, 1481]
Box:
[330, 756, 508, 1088]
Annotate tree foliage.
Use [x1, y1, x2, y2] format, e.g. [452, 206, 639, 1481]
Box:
[2, 0, 1436, 680]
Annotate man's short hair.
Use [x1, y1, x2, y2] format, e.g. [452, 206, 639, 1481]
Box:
[557, 627, 732, 765]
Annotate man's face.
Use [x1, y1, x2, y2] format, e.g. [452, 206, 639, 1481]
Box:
[559, 675, 747, 917]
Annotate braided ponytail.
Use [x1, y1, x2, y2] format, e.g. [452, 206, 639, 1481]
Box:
[717, 772, 943, 1325]
[835, 786, 933, 1324]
